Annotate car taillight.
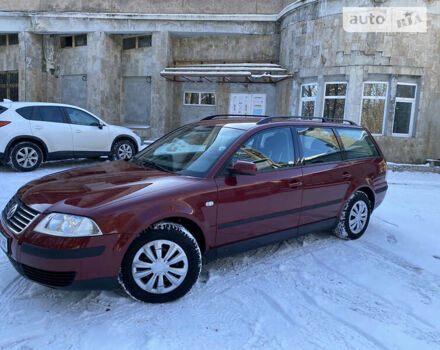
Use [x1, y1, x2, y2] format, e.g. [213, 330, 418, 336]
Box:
[0, 121, 11, 128]
[378, 159, 387, 175]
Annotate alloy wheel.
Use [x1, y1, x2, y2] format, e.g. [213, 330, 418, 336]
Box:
[118, 144, 133, 160]
[16, 147, 39, 168]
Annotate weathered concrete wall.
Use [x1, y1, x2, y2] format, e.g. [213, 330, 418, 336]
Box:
[279, 0, 440, 163]
[0, 0, 286, 14]
[173, 34, 279, 63]
[1, 0, 438, 164]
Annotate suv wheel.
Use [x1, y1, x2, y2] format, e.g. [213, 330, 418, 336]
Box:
[112, 140, 135, 161]
[119, 222, 202, 303]
[10, 142, 43, 172]
[333, 191, 371, 240]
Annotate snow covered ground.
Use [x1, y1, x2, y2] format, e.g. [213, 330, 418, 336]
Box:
[0, 160, 439, 350]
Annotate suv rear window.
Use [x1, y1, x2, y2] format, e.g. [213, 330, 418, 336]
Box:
[32, 106, 65, 123]
[0, 106, 6, 115]
[16, 106, 33, 120]
[297, 127, 342, 165]
[336, 128, 380, 159]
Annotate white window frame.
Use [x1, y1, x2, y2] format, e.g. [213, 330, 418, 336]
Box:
[322, 82, 348, 120]
[359, 81, 389, 136]
[392, 82, 417, 137]
[183, 91, 216, 106]
[299, 83, 318, 117]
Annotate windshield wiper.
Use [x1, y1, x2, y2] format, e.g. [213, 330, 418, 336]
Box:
[132, 158, 172, 173]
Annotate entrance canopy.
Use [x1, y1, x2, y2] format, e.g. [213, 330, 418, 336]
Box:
[160, 63, 292, 84]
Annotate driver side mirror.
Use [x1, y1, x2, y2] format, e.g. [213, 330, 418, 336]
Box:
[98, 121, 104, 129]
[229, 161, 257, 176]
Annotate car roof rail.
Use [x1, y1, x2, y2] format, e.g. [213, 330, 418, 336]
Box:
[201, 114, 269, 121]
[256, 116, 358, 126]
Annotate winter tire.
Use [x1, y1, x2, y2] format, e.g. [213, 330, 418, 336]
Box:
[333, 191, 371, 240]
[10, 142, 43, 172]
[119, 222, 202, 303]
[111, 140, 135, 161]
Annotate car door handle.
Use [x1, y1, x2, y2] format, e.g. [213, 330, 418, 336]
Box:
[75, 130, 82, 133]
[34, 125, 43, 130]
[289, 181, 303, 188]
[342, 172, 352, 179]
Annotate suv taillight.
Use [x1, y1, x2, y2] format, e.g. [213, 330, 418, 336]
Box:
[0, 121, 11, 127]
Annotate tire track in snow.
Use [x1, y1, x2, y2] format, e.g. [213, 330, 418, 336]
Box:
[309, 251, 438, 332]
[298, 289, 391, 350]
[353, 240, 440, 304]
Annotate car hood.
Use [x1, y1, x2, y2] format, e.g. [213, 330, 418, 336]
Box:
[17, 161, 196, 213]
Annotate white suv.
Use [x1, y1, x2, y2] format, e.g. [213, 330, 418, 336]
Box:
[0, 100, 142, 171]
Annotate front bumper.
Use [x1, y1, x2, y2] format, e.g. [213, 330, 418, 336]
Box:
[0, 218, 121, 290]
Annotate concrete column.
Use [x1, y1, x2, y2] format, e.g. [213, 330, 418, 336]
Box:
[86, 32, 122, 125]
[18, 32, 44, 101]
[345, 66, 364, 124]
[86, 32, 103, 118]
[216, 83, 231, 115]
[150, 31, 174, 138]
[315, 75, 325, 118]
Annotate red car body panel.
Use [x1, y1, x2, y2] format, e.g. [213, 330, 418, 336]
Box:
[0, 120, 388, 289]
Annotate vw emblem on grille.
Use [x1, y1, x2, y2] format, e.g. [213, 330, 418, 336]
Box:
[6, 203, 18, 220]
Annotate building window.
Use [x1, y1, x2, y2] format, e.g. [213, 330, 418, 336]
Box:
[0, 71, 19, 101]
[393, 83, 417, 137]
[323, 82, 347, 121]
[184, 92, 216, 106]
[360, 82, 388, 135]
[74, 34, 87, 47]
[0, 34, 19, 47]
[60, 34, 87, 49]
[299, 83, 317, 118]
[123, 35, 152, 50]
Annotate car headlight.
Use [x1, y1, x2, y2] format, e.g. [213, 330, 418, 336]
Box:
[34, 213, 103, 237]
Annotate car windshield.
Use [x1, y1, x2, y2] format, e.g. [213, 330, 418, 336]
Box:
[131, 124, 245, 177]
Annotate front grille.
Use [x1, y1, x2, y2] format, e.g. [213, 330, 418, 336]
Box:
[2, 197, 39, 235]
[21, 263, 76, 287]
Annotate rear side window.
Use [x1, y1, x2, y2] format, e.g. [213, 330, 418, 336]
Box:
[33, 106, 65, 123]
[336, 128, 380, 159]
[16, 106, 33, 120]
[0, 106, 7, 114]
[230, 127, 295, 173]
[297, 127, 342, 165]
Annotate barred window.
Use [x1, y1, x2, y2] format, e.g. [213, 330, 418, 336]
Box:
[0, 71, 19, 101]
[123, 35, 152, 50]
[61, 34, 87, 49]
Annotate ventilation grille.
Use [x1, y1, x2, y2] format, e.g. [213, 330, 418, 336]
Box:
[21, 263, 76, 287]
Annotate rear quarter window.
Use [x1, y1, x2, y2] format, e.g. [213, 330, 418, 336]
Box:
[336, 128, 380, 159]
[297, 127, 342, 165]
[0, 106, 7, 115]
[16, 107, 33, 120]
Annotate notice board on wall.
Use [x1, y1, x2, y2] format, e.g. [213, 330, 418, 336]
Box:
[228, 93, 266, 115]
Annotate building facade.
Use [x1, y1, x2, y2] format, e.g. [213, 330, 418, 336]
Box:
[0, 0, 439, 163]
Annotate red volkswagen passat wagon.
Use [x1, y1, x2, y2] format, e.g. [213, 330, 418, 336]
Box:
[1, 116, 388, 303]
